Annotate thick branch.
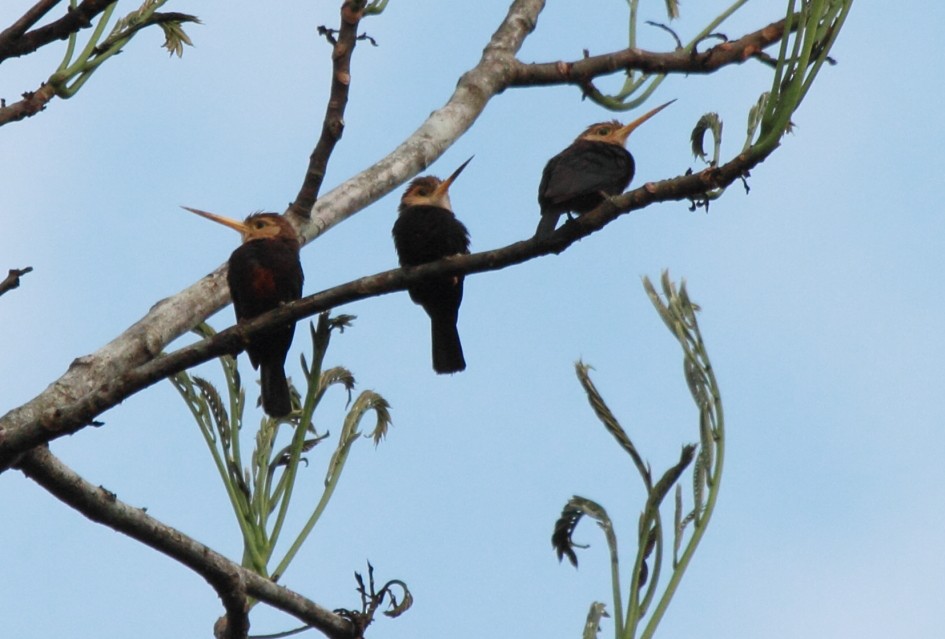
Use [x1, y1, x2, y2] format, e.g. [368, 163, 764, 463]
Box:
[0, 0, 60, 54]
[0, 2, 795, 473]
[508, 19, 788, 87]
[214, 571, 250, 639]
[0, 0, 114, 63]
[0, 0, 546, 472]
[288, 2, 364, 219]
[0, 266, 34, 297]
[17, 446, 355, 639]
[0, 143, 772, 468]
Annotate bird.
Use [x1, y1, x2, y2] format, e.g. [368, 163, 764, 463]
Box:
[182, 207, 304, 417]
[536, 100, 675, 238]
[392, 158, 473, 375]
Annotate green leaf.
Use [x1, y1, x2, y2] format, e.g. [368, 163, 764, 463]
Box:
[380, 579, 413, 618]
[645, 444, 697, 516]
[745, 92, 770, 149]
[663, 0, 680, 20]
[158, 15, 199, 58]
[582, 602, 610, 639]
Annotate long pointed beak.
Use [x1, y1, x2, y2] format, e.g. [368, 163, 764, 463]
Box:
[616, 99, 676, 142]
[180, 206, 250, 235]
[433, 156, 474, 198]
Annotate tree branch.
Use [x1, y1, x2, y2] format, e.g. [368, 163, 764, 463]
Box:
[0, 1, 794, 473]
[0, 142, 772, 469]
[0, 0, 114, 63]
[0, 82, 56, 125]
[507, 19, 788, 88]
[16, 446, 356, 639]
[0, 0, 61, 55]
[0, 0, 546, 472]
[0, 266, 34, 297]
[288, 1, 365, 219]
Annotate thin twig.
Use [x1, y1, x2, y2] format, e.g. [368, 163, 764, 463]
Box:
[288, 2, 365, 219]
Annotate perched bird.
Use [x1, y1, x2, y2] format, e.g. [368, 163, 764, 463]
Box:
[182, 207, 304, 417]
[536, 100, 675, 238]
[392, 158, 473, 374]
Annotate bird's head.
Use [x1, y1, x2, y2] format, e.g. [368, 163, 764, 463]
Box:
[577, 99, 676, 147]
[181, 207, 299, 245]
[399, 157, 473, 212]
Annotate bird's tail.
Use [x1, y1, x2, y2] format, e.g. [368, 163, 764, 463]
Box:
[535, 212, 560, 239]
[430, 314, 466, 374]
[260, 361, 292, 417]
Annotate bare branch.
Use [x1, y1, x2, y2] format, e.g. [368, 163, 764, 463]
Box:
[0, 266, 34, 297]
[16, 446, 355, 639]
[507, 19, 789, 88]
[288, 2, 365, 219]
[0, 0, 61, 50]
[0, 0, 114, 63]
[0, 141, 772, 469]
[0, 0, 546, 472]
[0, 1, 797, 475]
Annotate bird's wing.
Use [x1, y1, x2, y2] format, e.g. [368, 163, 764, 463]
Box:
[539, 142, 633, 209]
[393, 206, 470, 266]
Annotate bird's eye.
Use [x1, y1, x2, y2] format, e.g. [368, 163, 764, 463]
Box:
[597, 127, 611, 135]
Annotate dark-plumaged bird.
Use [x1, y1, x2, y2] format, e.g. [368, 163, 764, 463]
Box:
[392, 158, 472, 374]
[183, 207, 304, 417]
[536, 100, 675, 238]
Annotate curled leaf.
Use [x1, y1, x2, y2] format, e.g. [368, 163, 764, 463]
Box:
[271, 432, 330, 469]
[321, 366, 356, 404]
[551, 496, 609, 567]
[691, 112, 723, 164]
[646, 444, 697, 514]
[380, 580, 413, 618]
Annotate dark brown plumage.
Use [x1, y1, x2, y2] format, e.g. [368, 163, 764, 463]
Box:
[536, 100, 675, 238]
[392, 159, 472, 374]
[183, 208, 303, 417]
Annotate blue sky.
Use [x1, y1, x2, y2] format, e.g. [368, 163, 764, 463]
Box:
[2, 2, 943, 638]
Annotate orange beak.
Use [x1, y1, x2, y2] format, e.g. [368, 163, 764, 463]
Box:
[615, 99, 676, 144]
[432, 156, 474, 198]
[181, 206, 251, 238]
